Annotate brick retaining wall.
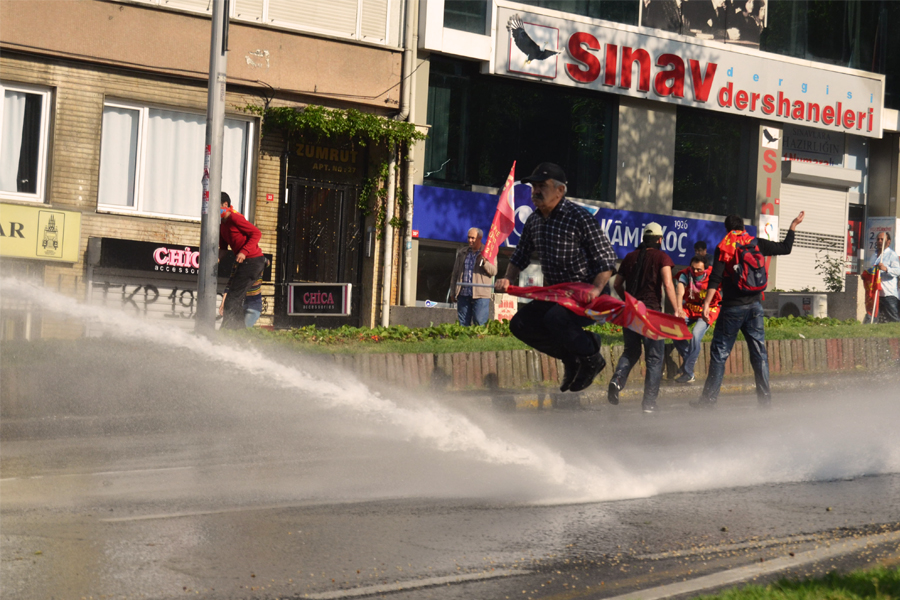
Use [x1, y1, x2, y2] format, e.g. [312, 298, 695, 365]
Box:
[330, 338, 900, 391]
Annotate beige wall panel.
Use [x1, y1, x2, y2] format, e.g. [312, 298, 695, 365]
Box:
[615, 97, 676, 215]
[1, 0, 402, 110]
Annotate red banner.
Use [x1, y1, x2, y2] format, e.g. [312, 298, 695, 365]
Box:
[861, 268, 881, 321]
[481, 162, 516, 265]
[506, 283, 691, 341]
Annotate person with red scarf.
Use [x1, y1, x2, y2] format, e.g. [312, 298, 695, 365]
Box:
[693, 211, 804, 408]
[672, 255, 721, 383]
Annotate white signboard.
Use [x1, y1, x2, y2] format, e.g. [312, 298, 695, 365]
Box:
[758, 214, 779, 241]
[494, 5, 885, 137]
[865, 217, 898, 257]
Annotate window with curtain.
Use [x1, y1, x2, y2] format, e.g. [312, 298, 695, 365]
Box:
[98, 102, 252, 220]
[0, 82, 51, 202]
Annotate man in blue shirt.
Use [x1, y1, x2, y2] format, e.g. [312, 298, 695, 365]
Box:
[870, 231, 900, 323]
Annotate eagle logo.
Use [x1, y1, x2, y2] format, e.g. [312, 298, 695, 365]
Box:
[507, 14, 560, 64]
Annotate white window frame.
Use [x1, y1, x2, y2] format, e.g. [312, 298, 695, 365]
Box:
[0, 81, 52, 203]
[97, 99, 255, 222]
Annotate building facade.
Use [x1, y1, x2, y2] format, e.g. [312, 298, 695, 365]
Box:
[409, 0, 900, 311]
[0, 0, 410, 338]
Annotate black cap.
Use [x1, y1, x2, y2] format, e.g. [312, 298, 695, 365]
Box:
[521, 162, 567, 185]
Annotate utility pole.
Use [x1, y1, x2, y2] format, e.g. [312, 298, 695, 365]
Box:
[196, 0, 229, 333]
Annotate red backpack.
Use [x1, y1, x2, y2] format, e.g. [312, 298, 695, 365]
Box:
[732, 239, 768, 293]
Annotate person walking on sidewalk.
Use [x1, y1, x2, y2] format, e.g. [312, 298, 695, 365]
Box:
[693, 211, 805, 408]
[450, 228, 497, 326]
[219, 193, 266, 330]
[672, 255, 721, 384]
[494, 163, 617, 393]
[868, 231, 900, 323]
[608, 223, 684, 413]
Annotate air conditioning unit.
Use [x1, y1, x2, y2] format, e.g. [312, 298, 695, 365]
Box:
[778, 293, 828, 318]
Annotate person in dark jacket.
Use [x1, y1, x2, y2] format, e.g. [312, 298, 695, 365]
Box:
[693, 211, 805, 408]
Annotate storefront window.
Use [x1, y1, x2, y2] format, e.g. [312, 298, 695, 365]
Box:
[673, 106, 753, 217]
[518, 0, 639, 26]
[761, 0, 900, 110]
[444, 0, 488, 34]
[425, 58, 613, 202]
[416, 241, 511, 304]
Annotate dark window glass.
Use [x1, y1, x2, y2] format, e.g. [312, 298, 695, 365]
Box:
[673, 106, 753, 217]
[444, 0, 489, 34]
[517, 0, 639, 26]
[416, 243, 511, 303]
[425, 58, 613, 202]
[761, 0, 900, 110]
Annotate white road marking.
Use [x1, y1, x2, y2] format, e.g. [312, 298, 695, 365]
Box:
[303, 570, 530, 599]
[604, 530, 900, 600]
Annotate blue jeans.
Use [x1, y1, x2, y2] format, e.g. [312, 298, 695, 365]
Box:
[244, 308, 261, 328]
[612, 328, 665, 405]
[701, 301, 770, 403]
[673, 317, 709, 378]
[457, 295, 490, 326]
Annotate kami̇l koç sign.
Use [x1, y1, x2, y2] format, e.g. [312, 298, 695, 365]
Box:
[288, 283, 352, 316]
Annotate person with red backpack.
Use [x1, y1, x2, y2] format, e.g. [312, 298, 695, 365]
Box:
[693, 211, 805, 408]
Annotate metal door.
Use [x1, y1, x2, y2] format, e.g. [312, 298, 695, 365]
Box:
[277, 178, 363, 327]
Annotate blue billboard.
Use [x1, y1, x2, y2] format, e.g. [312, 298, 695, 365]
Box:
[412, 184, 755, 264]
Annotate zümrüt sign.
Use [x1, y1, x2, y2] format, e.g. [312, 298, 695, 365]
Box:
[493, 5, 885, 138]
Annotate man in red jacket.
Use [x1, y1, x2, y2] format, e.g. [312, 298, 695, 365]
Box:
[219, 192, 266, 330]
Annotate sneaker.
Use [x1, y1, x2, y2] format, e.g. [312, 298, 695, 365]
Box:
[674, 373, 696, 384]
[559, 358, 580, 392]
[689, 398, 716, 409]
[642, 402, 658, 414]
[569, 352, 606, 392]
[607, 380, 620, 405]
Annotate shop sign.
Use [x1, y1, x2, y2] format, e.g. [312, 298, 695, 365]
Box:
[94, 238, 272, 281]
[0, 203, 82, 263]
[493, 5, 884, 138]
[288, 283, 352, 316]
[782, 125, 844, 166]
[865, 217, 898, 257]
[412, 184, 754, 263]
[288, 136, 366, 184]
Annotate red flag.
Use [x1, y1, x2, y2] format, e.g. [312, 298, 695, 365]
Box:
[506, 283, 691, 340]
[481, 162, 516, 265]
[861, 267, 881, 321]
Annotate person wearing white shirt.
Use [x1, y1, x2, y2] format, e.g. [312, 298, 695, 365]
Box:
[870, 231, 900, 323]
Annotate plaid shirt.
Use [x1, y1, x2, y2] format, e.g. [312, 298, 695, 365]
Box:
[510, 198, 616, 285]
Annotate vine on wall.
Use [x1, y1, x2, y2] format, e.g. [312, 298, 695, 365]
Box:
[245, 104, 426, 236]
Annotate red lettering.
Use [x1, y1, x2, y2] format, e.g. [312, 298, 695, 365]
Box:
[857, 110, 865, 130]
[823, 105, 835, 125]
[843, 109, 855, 129]
[868, 108, 874, 132]
[653, 54, 685, 97]
[806, 103, 820, 122]
[735, 90, 749, 110]
[750, 92, 760, 111]
[791, 101, 805, 120]
[620, 47, 651, 91]
[604, 44, 618, 86]
[717, 81, 733, 107]
[761, 94, 775, 114]
[836, 102, 843, 127]
[763, 148, 777, 174]
[565, 32, 601, 83]
[761, 202, 775, 215]
[688, 59, 717, 102]
[777, 92, 790, 116]
[153, 248, 168, 265]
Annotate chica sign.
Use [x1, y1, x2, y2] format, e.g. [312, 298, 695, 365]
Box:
[288, 283, 352, 316]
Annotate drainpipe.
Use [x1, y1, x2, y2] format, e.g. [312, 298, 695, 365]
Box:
[400, 0, 419, 307]
[381, 150, 397, 327]
[382, 0, 417, 325]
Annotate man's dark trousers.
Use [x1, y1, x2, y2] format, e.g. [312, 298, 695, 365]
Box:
[879, 296, 900, 323]
[222, 256, 266, 330]
[700, 301, 770, 403]
[611, 329, 665, 405]
[509, 300, 598, 362]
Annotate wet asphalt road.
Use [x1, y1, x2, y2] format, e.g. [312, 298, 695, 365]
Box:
[1, 340, 899, 599]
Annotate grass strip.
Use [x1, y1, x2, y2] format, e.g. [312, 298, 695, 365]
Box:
[694, 565, 900, 600]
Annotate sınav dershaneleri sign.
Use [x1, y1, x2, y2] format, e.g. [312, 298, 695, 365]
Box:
[493, 5, 885, 138]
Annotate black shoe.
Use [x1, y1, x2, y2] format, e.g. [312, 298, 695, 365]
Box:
[569, 352, 606, 392]
[642, 402, 658, 414]
[689, 398, 716, 409]
[559, 358, 579, 392]
[607, 380, 620, 405]
[674, 373, 696, 384]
